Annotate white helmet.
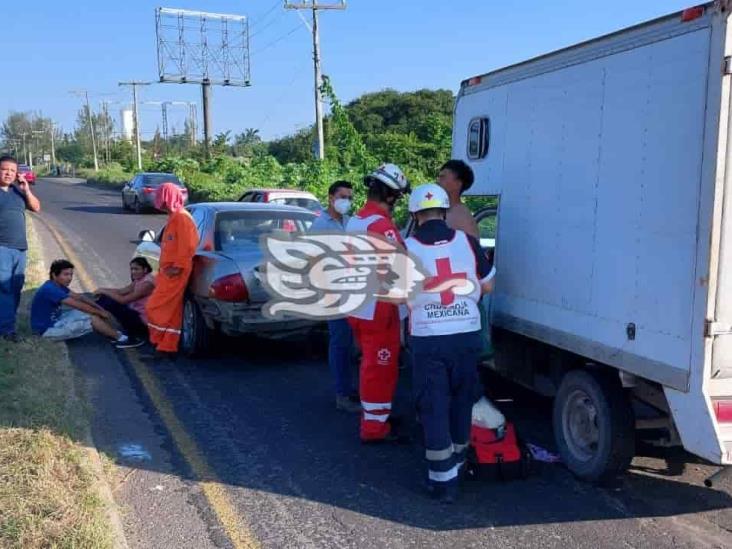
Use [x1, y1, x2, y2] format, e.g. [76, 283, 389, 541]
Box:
[365, 163, 410, 193]
[408, 183, 450, 213]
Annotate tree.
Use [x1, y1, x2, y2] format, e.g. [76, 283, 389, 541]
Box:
[1, 111, 57, 165]
[211, 131, 232, 157]
[74, 107, 113, 166]
[233, 128, 265, 158]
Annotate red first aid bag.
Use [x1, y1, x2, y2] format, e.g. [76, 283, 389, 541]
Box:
[467, 422, 531, 481]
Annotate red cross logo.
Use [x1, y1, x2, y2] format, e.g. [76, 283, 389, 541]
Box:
[424, 257, 467, 306]
[425, 192, 433, 200]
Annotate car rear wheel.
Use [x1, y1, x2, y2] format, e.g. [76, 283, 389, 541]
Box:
[181, 296, 211, 357]
[552, 369, 635, 483]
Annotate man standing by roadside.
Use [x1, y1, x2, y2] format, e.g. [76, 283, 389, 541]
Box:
[0, 155, 41, 342]
[310, 180, 361, 414]
[438, 159, 478, 238]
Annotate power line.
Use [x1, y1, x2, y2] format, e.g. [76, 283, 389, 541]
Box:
[249, 0, 285, 38]
[253, 0, 282, 23]
[256, 61, 311, 131]
[250, 23, 303, 56]
[249, 10, 286, 40]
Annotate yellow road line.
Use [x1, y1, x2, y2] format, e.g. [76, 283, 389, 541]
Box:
[33, 212, 259, 549]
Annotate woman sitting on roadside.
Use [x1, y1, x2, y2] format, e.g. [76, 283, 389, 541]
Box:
[95, 257, 156, 348]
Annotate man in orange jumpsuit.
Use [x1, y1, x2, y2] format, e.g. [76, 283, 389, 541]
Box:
[145, 182, 198, 354]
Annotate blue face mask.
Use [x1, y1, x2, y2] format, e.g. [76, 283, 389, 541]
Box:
[334, 198, 351, 215]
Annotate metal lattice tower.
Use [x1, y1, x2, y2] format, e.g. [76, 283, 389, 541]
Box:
[156, 7, 251, 157]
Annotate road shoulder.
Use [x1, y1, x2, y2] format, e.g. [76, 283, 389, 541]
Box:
[0, 217, 127, 549]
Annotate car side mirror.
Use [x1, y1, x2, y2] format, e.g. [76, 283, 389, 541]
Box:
[139, 229, 156, 242]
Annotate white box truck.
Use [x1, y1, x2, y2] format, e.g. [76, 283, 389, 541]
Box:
[454, 2, 732, 482]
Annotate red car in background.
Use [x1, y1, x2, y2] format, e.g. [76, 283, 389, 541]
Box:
[238, 188, 322, 215]
[17, 164, 36, 184]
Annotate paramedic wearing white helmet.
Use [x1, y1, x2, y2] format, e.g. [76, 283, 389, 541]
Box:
[346, 163, 410, 443]
[406, 183, 495, 503]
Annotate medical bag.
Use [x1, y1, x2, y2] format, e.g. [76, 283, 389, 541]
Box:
[466, 397, 531, 481]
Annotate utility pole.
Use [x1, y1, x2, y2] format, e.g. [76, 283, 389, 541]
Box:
[119, 81, 151, 171]
[100, 101, 112, 164]
[70, 90, 100, 172]
[20, 132, 27, 165]
[48, 122, 56, 171]
[31, 130, 45, 171]
[189, 102, 198, 147]
[202, 81, 212, 158]
[285, 1, 346, 161]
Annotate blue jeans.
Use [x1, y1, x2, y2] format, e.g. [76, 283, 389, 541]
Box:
[327, 318, 354, 397]
[0, 246, 27, 335]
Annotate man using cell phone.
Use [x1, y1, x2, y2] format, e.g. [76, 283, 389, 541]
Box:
[0, 155, 41, 342]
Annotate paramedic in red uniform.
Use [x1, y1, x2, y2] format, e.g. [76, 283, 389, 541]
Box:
[346, 163, 411, 443]
[406, 183, 495, 503]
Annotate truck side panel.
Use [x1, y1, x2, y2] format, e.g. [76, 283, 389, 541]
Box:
[456, 27, 712, 391]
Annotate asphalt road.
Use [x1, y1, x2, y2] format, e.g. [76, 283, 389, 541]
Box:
[33, 177, 732, 548]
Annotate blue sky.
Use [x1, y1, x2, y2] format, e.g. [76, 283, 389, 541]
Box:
[3, 1, 693, 141]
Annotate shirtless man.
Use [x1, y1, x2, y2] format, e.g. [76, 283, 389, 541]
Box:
[438, 159, 494, 359]
[437, 159, 478, 238]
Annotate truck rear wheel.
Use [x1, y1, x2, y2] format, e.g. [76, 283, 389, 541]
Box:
[553, 369, 635, 483]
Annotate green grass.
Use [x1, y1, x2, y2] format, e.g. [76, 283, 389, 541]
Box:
[0, 221, 114, 549]
[78, 164, 132, 189]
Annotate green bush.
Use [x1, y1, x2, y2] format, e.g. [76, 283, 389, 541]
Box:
[79, 163, 133, 188]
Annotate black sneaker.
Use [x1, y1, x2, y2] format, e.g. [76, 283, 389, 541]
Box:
[116, 338, 145, 349]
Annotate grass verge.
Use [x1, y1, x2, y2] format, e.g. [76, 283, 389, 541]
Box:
[77, 165, 131, 189]
[0, 220, 115, 548]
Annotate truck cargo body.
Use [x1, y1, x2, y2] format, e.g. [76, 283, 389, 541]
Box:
[454, 2, 732, 477]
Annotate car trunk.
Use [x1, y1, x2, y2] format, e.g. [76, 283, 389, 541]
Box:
[218, 248, 271, 304]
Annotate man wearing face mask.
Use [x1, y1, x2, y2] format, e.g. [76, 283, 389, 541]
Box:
[310, 180, 360, 413]
[406, 183, 495, 503]
[346, 163, 411, 443]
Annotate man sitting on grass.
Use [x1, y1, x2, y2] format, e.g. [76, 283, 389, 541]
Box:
[30, 259, 133, 346]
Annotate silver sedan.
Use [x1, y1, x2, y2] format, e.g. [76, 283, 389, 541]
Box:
[134, 202, 320, 356]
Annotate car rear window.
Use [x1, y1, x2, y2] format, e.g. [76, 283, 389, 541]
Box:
[142, 174, 183, 187]
[215, 210, 314, 252]
[269, 197, 321, 213]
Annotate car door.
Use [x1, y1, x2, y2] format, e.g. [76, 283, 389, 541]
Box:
[134, 227, 162, 272]
[473, 203, 499, 363]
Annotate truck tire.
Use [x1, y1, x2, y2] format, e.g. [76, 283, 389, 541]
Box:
[552, 369, 635, 483]
[181, 296, 211, 357]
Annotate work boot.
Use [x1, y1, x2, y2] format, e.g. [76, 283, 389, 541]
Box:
[426, 481, 458, 504]
[361, 417, 412, 445]
[336, 395, 361, 414]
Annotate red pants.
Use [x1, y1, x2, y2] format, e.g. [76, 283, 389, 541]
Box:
[348, 302, 401, 441]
